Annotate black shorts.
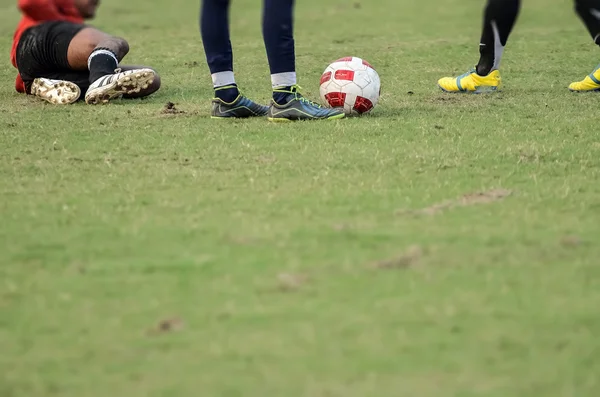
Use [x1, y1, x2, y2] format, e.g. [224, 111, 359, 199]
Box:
[16, 21, 90, 94]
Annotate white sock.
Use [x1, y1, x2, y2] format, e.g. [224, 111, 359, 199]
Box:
[271, 72, 297, 88]
[212, 71, 236, 88]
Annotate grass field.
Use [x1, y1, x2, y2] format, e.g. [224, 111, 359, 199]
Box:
[2, 0, 600, 396]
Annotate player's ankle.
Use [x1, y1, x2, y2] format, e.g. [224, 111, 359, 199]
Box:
[476, 64, 495, 76]
[214, 84, 239, 103]
[88, 48, 119, 84]
[273, 86, 293, 105]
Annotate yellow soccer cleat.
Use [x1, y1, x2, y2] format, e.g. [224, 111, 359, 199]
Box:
[569, 64, 600, 92]
[438, 69, 501, 93]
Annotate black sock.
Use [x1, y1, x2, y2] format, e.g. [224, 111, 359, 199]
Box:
[214, 84, 239, 102]
[88, 48, 119, 83]
[263, 0, 296, 77]
[575, 0, 600, 46]
[476, 0, 520, 76]
[201, 0, 233, 74]
[273, 86, 295, 105]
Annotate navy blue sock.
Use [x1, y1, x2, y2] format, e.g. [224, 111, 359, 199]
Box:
[214, 84, 239, 102]
[200, 0, 233, 74]
[273, 86, 295, 105]
[262, 0, 296, 76]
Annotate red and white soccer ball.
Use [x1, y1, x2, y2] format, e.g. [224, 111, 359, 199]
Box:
[319, 56, 381, 116]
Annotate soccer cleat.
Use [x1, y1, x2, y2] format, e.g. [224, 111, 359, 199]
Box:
[85, 68, 157, 105]
[267, 85, 345, 122]
[568, 64, 600, 92]
[211, 94, 269, 119]
[438, 69, 501, 93]
[30, 78, 80, 104]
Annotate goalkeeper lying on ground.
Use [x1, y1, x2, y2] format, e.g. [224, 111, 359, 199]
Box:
[11, 0, 160, 104]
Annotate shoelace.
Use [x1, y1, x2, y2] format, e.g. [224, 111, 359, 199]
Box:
[213, 85, 247, 104]
[276, 85, 323, 108]
[457, 68, 476, 79]
[298, 95, 323, 109]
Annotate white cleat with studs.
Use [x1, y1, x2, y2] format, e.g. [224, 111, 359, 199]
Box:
[85, 68, 157, 105]
[31, 78, 81, 104]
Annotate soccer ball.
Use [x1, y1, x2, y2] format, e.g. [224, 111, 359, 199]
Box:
[319, 56, 381, 116]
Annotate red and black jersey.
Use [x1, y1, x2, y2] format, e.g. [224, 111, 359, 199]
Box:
[11, 0, 84, 92]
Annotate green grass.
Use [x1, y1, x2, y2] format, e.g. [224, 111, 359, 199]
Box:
[1, 0, 600, 395]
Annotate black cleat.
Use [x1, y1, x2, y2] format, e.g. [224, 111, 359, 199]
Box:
[211, 95, 269, 119]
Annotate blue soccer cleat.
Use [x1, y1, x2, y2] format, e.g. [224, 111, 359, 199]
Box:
[267, 85, 345, 122]
[211, 89, 269, 119]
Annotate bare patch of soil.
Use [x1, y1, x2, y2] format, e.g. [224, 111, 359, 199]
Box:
[370, 246, 423, 270]
[148, 316, 184, 336]
[161, 102, 186, 115]
[399, 189, 513, 216]
[277, 273, 310, 292]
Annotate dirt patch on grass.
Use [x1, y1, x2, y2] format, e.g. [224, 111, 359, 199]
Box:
[459, 189, 512, 205]
[160, 102, 185, 115]
[148, 316, 184, 336]
[369, 245, 423, 270]
[560, 235, 584, 248]
[432, 96, 459, 103]
[277, 273, 310, 292]
[68, 261, 86, 274]
[399, 189, 513, 216]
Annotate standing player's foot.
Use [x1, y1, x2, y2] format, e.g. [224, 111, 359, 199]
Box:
[569, 64, 600, 92]
[31, 78, 81, 104]
[438, 69, 501, 93]
[267, 85, 345, 122]
[85, 68, 157, 104]
[211, 95, 269, 118]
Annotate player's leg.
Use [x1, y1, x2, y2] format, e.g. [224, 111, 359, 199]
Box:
[29, 72, 87, 104]
[476, 0, 521, 76]
[66, 28, 160, 104]
[200, 0, 268, 118]
[569, 0, 600, 91]
[118, 65, 161, 99]
[262, 0, 343, 121]
[438, 0, 521, 93]
[15, 21, 84, 104]
[29, 66, 159, 103]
